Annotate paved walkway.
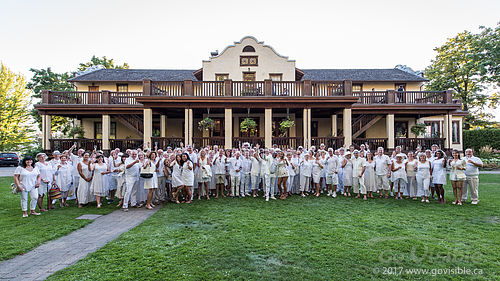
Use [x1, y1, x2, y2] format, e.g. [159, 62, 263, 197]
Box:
[0, 208, 159, 281]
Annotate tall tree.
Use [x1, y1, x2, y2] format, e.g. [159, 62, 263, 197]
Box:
[425, 23, 500, 128]
[0, 63, 36, 152]
[78, 55, 129, 71]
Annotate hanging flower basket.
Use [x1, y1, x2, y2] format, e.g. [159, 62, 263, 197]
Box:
[240, 118, 257, 135]
[198, 117, 216, 131]
[279, 117, 295, 133]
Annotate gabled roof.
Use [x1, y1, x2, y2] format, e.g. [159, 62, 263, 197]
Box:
[68, 69, 198, 82]
[301, 68, 428, 82]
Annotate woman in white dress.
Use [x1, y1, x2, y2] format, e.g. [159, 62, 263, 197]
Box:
[54, 155, 73, 206]
[170, 154, 184, 204]
[35, 153, 54, 211]
[416, 153, 431, 203]
[181, 153, 194, 204]
[312, 152, 324, 197]
[300, 154, 313, 197]
[431, 150, 447, 204]
[196, 150, 211, 200]
[14, 156, 41, 217]
[115, 154, 128, 208]
[276, 151, 289, 200]
[286, 153, 297, 195]
[143, 152, 158, 210]
[449, 150, 466, 205]
[391, 154, 407, 200]
[342, 152, 353, 197]
[90, 155, 110, 208]
[405, 152, 418, 200]
[364, 152, 376, 198]
[77, 152, 93, 208]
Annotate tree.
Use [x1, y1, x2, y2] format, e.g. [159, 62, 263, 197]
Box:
[0, 63, 36, 152]
[27, 68, 74, 131]
[78, 55, 129, 71]
[425, 23, 500, 128]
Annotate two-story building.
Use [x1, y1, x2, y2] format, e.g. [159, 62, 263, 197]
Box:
[35, 36, 465, 152]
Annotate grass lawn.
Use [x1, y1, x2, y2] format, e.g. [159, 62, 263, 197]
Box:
[0, 177, 116, 261]
[46, 174, 500, 280]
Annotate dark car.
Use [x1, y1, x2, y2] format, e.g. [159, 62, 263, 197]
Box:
[0, 153, 19, 166]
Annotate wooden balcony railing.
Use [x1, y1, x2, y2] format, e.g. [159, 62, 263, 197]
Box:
[193, 137, 225, 148]
[232, 137, 265, 148]
[41, 81, 455, 106]
[109, 139, 143, 150]
[353, 138, 388, 150]
[49, 139, 102, 151]
[311, 136, 344, 148]
[151, 137, 184, 149]
[395, 138, 445, 151]
[273, 136, 303, 149]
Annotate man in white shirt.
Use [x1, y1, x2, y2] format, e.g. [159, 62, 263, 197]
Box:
[241, 151, 252, 197]
[68, 146, 83, 199]
[213, 151, 226, 198]
[374, 147, 391, 198]
[155, 149, 167, 203]
[229, 151, 243, 197]
[462, 148, 483, 204]
[326, 148, 339, 197]
[257, 150, 273, 201]
[122, 150, 141, 210]
[351, 150, 367, 199]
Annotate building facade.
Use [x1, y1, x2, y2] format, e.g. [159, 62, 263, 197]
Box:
[35, 36, 465, 152]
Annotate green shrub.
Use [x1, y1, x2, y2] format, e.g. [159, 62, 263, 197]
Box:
[463, 129, 500, 152]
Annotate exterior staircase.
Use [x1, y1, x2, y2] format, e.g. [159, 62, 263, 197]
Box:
[115, 114, 144, 137]
[351, 114, 383, 138]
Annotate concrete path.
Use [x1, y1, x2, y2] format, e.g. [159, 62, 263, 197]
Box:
[0, 166, 16, 177]
[0, 208, 159, 281]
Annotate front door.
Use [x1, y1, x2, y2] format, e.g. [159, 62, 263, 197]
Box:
[88, 86, 100, 104]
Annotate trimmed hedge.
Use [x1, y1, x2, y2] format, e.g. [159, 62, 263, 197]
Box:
[463, 129, 500, 152]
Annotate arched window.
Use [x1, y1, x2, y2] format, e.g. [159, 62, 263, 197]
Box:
[242, 45, 255, 52]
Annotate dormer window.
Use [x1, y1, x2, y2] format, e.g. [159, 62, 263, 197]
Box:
[242, 45, 256, 52]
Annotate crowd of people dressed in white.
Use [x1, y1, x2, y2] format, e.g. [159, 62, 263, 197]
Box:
[13, 142, 483, 217]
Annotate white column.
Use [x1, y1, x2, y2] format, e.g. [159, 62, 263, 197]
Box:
[225, 108, 233, 149]
[160, 114, 167, 137]
[42, 115, 52, 150]
[331, 114, 337, 137]
[265, 108, 272, 148]
[102, 114, 110, 150]
[184, 109, 193, 146]
[443, 114, 450, 149]
[386, 114, 395, 149]
[343, 108, 352, 147]
[303, 108, 309, 148]
[143, 109, 153, 147]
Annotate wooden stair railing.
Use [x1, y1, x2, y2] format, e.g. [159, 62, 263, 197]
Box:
[115, 114, 144, 137]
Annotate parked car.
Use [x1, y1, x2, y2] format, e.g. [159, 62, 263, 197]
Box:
[0, 153, 19, 166]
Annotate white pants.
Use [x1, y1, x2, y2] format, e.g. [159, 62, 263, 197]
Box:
[270, 175, 277, 196]
[406, 176, 417, 197]
[416, 176, 430, 197]
[230, 175, 241, 196]
[462, 177, 479, 202]
[353, 176, 366, 194]
[251, 174, 260, 191]
[261, 174, 272, 199]
[376, 175, 390, 191]
[123, 176, 138, 208]
[155, 176, 167, 201]
[300, 175, 311, 192]
[21, 188, 39, 211]
[241, 173, 251, 195]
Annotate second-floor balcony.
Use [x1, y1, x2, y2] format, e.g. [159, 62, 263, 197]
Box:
[39, 79, 459, 108]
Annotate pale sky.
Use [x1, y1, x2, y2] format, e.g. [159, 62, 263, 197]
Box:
[1, 0, 499, 117]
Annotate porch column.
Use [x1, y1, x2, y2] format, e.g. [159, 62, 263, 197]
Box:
[303, 108, 311, 148]
[143, 109, 153, 147]
[41, 114, 51, 151]
[386, 114, 395, 149]
[225, 108, 233, 149]
[443, 114, 450, 149]
[343, 108, 352, 147]
[102, 114, 110, 151]
[265, 108, 272, 148]
[160, 114, 167, 137]
[184, 108, 193, 146]
[331, 114, 337, 137]
[290, 114, 296, 138]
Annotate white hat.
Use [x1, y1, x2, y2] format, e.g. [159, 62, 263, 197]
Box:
[396, 153, 405, 158]
[52, 150, 61, 155]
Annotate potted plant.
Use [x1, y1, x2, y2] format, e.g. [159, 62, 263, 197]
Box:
[279, 117, 295, 135]
[198, 117, 216, 131]
[410, 123, 426, 138]
[240, 118, 257, 135]
[67, 125, 85, 139]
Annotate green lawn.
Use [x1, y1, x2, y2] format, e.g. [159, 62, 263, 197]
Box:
[0, 177, 116, 261]
[43, 175, 500, 280]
